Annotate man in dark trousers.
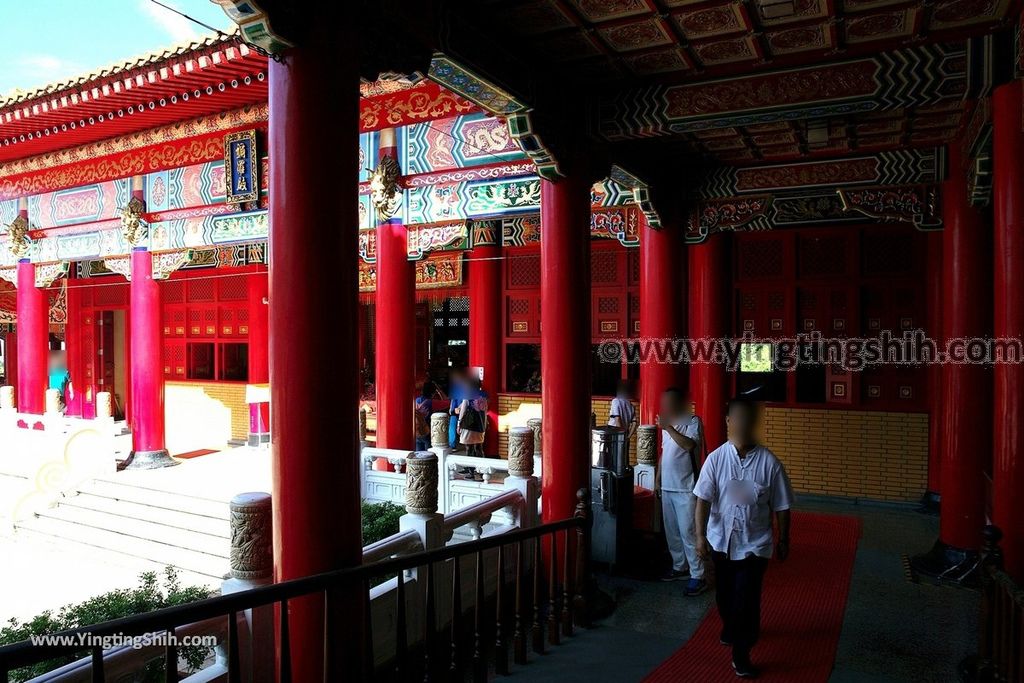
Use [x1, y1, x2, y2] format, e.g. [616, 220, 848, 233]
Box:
[694, 398, 794, 678]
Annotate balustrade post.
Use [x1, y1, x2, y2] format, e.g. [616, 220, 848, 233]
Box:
[429, 412, 451, 513]
[221, 492, 274, 683]
[358, 406, 368, 450]
[504, 427, 539, 528]
[43, 389, 62, 432]
[401, 451, 444, 552]
[573, 487, 593, 629]
[635, 425, 660, 532]
[527, 418, 542, 481]
[0, 385, 16, 432]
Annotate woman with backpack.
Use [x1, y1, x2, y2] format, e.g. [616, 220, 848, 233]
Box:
[456, 375, 488, 457]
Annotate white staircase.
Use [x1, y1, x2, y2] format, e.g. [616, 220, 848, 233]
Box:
[13, 476, 232, 580]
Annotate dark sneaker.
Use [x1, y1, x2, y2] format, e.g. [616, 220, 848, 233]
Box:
[660, 568, 690, 582]
[684, 578, 708, 596]
[732, 658, 760, 678]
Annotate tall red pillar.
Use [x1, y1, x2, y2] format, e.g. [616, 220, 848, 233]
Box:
[4, 331, 17, 392]
[64, 275, 84, 417]
[936, 147, 991, 557]
[924, 230, 943, 506]
[469, 243, 502, 455]
[689, 233, 730, 451]
[268, 14, 362, 681]
[126, 246, 171, 467]
[16, 252, 48, 415]
[638, 216, 683, 424]
[246, 269, 269, 446]
[992, 79, 1024, 581]
[374, 129, 415, 451]
[541, 175, 592, 522]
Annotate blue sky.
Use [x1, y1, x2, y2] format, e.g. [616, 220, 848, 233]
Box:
[0, 0, 236, 97]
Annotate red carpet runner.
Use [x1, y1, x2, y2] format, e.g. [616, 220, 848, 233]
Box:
[643, 512, 862, 683]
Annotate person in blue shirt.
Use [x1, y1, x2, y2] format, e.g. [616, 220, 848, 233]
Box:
[48, 350, 71, 414]
[448, 368, 466, 450]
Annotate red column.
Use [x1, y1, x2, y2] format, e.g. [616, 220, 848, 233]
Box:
[4, 331, 17, 391]
[924, 230, 943, 504]
[374, 129, 415, 451]
[268, 16, 362, 681]
[16, 255, 48, 415]
[469, 244, 502, 455]
[541, 175, 592, 522]
[247, 269, 269, 446]
[126, 247, 170, 467]
[248, 269, 269, 384]
[993, 79, 1024, 580]
[689, 233, 730, 451]
[639, 216, 683, 424]
[64, 276, 84, 417]
[938, 146, 991, 553]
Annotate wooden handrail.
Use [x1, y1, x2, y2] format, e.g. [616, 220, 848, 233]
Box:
[0, 490, 592, 682]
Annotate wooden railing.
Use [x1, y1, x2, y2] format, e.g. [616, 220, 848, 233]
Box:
[971, 525, 1024, 682]
[0, 491, 592, 683]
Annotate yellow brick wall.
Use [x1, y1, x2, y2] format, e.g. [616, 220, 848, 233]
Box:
[496, 393, 639, 464]
[760, 406, 928, 502]
[165, 381, 249, 453]
[495, 396, 928, 503]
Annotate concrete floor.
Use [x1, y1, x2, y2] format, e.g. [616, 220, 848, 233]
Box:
[516, 498, 979, 683]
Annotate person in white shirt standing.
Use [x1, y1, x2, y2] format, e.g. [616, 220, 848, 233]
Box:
[608, 379, 637, 437]
[694, 398, 794, 679]
[655, 387, 708, 596]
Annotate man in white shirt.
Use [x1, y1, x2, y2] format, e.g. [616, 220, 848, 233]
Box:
[694, 398, 794, 679]
[655, 387, 707, 596]
[608, 379, 637, 438]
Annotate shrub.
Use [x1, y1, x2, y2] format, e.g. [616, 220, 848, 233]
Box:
[361, 500, 404, 545]
[1, 567, 214, 682]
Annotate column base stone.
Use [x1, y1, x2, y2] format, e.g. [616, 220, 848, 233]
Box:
[247, 432, 271, 448]
[918, 490, 940, 514]
[122, 449, 179, 470]
[909, 539, 980, 585]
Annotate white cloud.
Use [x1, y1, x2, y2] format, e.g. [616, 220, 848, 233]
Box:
[11, 54, 86, 89]
[140, 0, 200, 43]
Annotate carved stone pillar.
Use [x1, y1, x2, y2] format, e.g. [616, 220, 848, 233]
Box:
[44, 389, 61, 415]
[406, 451, 439, 515]
[636, 425, 658, 465]
[527, 418, 542, 456]
[0, 385, 14, 410]
[358, 406, 368, 446]
[95, 392, 112, 419]
[229, 492, 273, 581]
[507, 426, 535, 477]
[430, 412, 449, 449]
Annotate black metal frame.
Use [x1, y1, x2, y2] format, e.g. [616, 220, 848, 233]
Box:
[0, 494, 591, 683]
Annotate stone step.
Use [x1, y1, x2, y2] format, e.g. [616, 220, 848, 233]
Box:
[60, 493, 231, 539]
[34, 504, 230, 557]
[15, 515, 230, 580]
[79, 479, 230, 520]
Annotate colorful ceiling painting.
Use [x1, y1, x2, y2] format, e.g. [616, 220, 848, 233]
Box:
[485, 0, 1008, 81]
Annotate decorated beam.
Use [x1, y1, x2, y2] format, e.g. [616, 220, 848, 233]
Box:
[599, 43, 969, 141]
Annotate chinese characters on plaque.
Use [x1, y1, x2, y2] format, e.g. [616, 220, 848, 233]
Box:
[224, 130, 259, 204]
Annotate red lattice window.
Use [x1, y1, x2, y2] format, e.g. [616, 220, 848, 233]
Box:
[798, 235, 849, 278]
[187, 279, 216, 302]
[591, 251, 619, 285]
[508, 253, 541, 288]
[163, 281, 185, 304]
[94, 283, 127, 306]
[862, 233, 913, 276]
[737, 238, 785, 280]
[218, 276, 247, 301]
[598, 296, 619, 314]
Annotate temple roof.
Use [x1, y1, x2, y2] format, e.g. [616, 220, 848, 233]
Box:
[0, 33, 268, 163]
